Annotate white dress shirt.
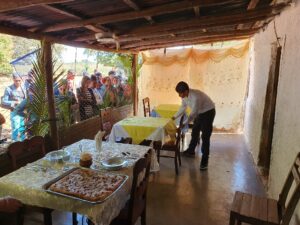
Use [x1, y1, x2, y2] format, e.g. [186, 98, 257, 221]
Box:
[174, 89, 215, 124]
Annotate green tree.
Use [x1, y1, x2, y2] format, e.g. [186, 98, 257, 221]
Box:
[0, 34, 13, 75]
[83, 49, 118, 68]
[12, 36, 39, 64]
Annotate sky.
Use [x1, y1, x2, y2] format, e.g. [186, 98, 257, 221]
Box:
[60, 46, 92, 63]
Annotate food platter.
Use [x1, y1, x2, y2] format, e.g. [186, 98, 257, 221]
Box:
[43, 168, 128, 204]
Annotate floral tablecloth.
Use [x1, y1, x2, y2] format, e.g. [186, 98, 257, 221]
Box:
[109, 116, 177, 145]
[0, 139, 152, 225]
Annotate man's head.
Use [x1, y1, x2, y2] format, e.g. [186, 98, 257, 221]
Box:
[175, 81, 189, 98]
[12, 73, 22, 88]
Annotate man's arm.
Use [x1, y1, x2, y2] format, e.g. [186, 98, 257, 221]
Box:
[172, 99, 187, 120]
[1, 87, 18, 109]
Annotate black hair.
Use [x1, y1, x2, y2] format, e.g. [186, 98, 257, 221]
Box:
[108, 70, 116, 76]
[175, 81, 189, 93]
[90, 75, 97, 81]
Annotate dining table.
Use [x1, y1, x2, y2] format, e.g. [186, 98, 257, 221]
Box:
[0, 139, 154, 225]
[109, 116, 177, 145]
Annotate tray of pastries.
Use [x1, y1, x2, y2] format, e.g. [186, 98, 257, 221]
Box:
[43, 167, 128, 204]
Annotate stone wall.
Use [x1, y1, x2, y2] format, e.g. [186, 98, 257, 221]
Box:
[244, 3, 300, 224]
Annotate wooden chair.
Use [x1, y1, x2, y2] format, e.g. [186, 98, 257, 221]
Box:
[110, 149, 152, 225]
[229, 152, 300, 225]
[7, 136, 52, 225]
[154, 116, 184, 175]
[142, 97, 151, 117]
[7, 136, 46, 170]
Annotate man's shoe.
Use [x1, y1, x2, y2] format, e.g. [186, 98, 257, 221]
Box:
[200, 164, 208, 171]
[182, 150, 195, 158]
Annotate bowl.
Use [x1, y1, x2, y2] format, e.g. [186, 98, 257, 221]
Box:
[45, 150, 71, 162]
[101, 157, 127, 170]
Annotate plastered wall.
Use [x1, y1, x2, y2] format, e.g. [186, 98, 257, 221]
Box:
[244, 2, 300, 223]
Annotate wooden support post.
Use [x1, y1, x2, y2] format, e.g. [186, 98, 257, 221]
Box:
[132, 54, 138, 116]
[43, 40, 59, 149]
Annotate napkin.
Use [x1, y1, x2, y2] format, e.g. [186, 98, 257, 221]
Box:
[95, 130, 106, 152]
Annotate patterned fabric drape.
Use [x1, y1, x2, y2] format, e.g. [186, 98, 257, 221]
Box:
[139, 41, 250, 132]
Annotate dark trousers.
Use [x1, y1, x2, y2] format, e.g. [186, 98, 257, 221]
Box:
[188, 108, 216, 163]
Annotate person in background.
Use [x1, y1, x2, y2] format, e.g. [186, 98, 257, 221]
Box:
[1, 74, 27, 141]
[90, 75, 103, 106]
[66, 69, 75, 92]
[95, 72, 106, 97]
[0, 113, 5, 140]
[103, 76, 116, 106]
[56, 79, 78, 124]
[76, 76, 97, 121]
[172, 81, 215, 171]
[108, 70, 116, 81]
[112, 76, 124, 105]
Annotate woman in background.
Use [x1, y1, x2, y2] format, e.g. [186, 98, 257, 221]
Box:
[76, 76, 97, 121]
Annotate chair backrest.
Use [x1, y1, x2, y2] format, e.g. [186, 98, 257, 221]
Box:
[175, 115, 185, 149]
[7, 136, 46, 170]
[142, 97, 151, 117]
[100, 107, 113, 135]
[278, 152, 300, 225]
[128, 149, 152, 225]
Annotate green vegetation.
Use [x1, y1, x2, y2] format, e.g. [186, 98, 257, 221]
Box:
[0, 34, 13, 75]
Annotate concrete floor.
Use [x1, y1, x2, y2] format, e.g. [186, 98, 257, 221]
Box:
[27, 133, 266, 225]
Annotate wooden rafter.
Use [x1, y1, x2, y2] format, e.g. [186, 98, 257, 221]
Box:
[0, 25, 133, 53]
[135, 36, 251, 51]
[121, 29, 258, 49]
[36, 4, 110, 34]
[0, 0, 72, 12]
[237, 0, 260, 30]
[39, 0, 234, 33]
[122, 4, 284, 36]
[123, 0, 154, 24]
[194, 6, 200, 17]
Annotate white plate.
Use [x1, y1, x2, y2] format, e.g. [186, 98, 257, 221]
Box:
[101, 157, 127, 170]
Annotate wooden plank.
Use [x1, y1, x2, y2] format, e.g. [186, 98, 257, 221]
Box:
[248, 0, 261, 10]
[0, 25, 134, 53]
[259, 196, 268, 221]
[121, 29, 258, 49]
[231, 191, 244, 214]
[135, 35, 252, 51]
[0, 0, 72, 12]
[123, 0, 154, 23]
[43, 40, 59, 149]
[267, 198, 279, 224]
[240, 193, 252, 218]
[39, 0, 235, 32]
[122, 4, 285, 36]
[291, 166, 300, 185]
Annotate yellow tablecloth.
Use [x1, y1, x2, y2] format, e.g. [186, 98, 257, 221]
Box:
[153, 104, 191, 118]
[109, 117, 176, 144]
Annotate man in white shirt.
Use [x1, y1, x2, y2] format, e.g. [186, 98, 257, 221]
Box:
[172, 81, 215, 170]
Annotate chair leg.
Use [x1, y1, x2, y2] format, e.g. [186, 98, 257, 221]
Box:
[175, 151, 179, 175]
[43, 208, 52, 225]
[141, 209, 146, 225]
[72, 213, 78, 225]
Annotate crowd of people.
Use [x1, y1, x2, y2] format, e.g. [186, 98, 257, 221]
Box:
[0, 69, 133, 141]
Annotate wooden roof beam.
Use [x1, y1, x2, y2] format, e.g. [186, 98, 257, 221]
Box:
[31, 4, 110, 34]
[121, 29, 258, 49]
[237, 0, 260, 30]
[135, 36, 251, 51]
[0, 25, 134, 53]
[123, 4, 285, 36]
[194, 6, 200, 17]
[123, 0, 155, 24]
[0, 0, 73, 12]
[39, 0, 235, 33]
